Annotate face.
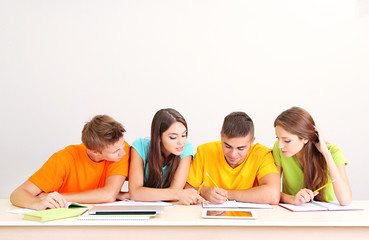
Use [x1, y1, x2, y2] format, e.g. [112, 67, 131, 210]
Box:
[275, 125, 308, 158]
[160, 122, 187, 157]
[221, 133, 255, 169]
[97, 136, 126, 162]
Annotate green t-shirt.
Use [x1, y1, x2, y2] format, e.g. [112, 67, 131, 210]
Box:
[272, 141, 347, 201]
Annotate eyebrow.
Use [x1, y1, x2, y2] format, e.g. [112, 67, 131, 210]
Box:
[224, 142, 247, 148]
[168, 130, 187, 135]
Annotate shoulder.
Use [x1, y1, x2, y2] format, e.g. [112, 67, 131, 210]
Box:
[132, 138, 150, 150]
[250, 143, 272, 156]
[327, 143, 347, 165]
[197, 141, 221, 152]
[327, 143, 342, 154]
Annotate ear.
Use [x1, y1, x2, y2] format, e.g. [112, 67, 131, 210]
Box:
[87, 148, 101, 156]
[220, 131, 223, 138]
[303, 138, 309, 144]
[251, 137, 256, 144]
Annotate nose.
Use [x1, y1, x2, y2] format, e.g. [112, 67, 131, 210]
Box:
[120, 148, 126, 157]
[229, 149, 237, 158]
[278, 142, 284, 149]
[177, 137, 184, 145]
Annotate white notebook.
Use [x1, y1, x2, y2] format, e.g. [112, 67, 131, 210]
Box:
[279, 201, 363, 212]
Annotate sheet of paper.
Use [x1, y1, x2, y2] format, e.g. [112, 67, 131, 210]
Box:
[203, 200, 272, 209]
[95, 200, 172, 207]
[8, 208, 35, 214]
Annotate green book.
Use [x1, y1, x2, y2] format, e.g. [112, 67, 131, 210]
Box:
[23, 208, 84, 222]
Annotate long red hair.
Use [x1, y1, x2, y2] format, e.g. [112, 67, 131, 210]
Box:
[274, 107, 328, 201]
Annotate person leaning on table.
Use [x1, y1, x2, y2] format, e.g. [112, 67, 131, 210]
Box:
[186, 111, 280, 204]
[10, 115, 130, 210]
[126, 108, 206, 205]
[273, 106, 352, 206]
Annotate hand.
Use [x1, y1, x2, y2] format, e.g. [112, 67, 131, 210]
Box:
[35, 191, 68, 210]
[116, 192, 130, 201]
[199, 186, 228, 204]
[176, 189, 208, 205]
[293, 188, 318, 205]
[313, 126, 329, 155]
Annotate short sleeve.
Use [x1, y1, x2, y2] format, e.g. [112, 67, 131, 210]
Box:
[256, 149, 279, 180]
[180, 142, 194, 160]
[272, 140, 282, 167]
[328, 144, 348, 166]
[28, 151, 69, 192]
[132, 138, 150, 164]
[186, 145, 204, 187]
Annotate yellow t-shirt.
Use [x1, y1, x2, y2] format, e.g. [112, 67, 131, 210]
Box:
[187, 141, 278, 189]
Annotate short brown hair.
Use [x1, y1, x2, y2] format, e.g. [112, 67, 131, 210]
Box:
[81, 115, 126, 151]
[221, 112, 254, 139]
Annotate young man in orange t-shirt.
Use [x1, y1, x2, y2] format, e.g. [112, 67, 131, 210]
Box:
[10, 115, 130, 210]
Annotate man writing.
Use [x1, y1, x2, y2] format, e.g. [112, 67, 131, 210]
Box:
[10, 115, 130, 210]
[186, 112, 280, 204]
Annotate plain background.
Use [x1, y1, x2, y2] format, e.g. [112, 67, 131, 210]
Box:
[1, 1, 368, 200]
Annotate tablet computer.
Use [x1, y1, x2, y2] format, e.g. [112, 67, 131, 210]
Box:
[201, 209, 256, 219]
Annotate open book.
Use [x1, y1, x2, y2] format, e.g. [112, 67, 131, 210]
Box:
[203, 200, 272, 209]
[279, 201, 363, 212]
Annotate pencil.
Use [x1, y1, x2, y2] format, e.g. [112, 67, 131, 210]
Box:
[197, 182, 205, 194]
[205, 172, 229, 201]
[313, 179, 336, 194]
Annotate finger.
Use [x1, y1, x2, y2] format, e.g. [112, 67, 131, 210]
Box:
[49, 193, 64, 208]
[197, 194, 209, 205]
[53, 192, 68, 208]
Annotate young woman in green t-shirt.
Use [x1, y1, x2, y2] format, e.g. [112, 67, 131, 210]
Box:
[273, 107, 352, 206]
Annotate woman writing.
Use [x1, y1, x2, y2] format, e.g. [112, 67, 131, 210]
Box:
[127, 108, 205, 205]
[273, 107, 351, 206]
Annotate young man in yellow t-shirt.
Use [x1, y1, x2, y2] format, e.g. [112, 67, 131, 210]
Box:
[186, 112, 280, 204]
[10, 115, 130, 210]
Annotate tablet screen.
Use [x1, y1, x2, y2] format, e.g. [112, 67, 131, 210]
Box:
[202, 209, 256, 219]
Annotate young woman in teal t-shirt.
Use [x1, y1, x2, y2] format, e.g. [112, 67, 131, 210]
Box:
[273, 107, 352, 206]
[126, 108, 206, 205]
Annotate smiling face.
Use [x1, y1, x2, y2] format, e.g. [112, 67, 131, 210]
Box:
[160, 122, 187, 157]
[221, 133, 255, 169]
[275, 125, 308, 158]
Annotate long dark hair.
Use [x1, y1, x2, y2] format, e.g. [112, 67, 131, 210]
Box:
[274, 107, 328, 201]
[145, 108, 188, 188]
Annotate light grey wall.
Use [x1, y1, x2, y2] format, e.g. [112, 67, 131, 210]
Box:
[1, 0, 368, 200]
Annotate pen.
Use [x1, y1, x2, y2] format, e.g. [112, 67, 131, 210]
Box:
[313, 179, 336, 194]
[205, 172, 228, 201]
[197, 182, 205, 194]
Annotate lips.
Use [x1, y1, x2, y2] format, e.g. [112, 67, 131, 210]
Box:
[176, 147, 184, 151]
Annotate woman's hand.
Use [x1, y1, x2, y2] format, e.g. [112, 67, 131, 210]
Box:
[313, 126, 330, 155]
[292, 188, 318, 205]
[176, 189, 208, 205]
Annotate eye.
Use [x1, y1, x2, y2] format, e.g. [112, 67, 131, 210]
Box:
[169, 136, 176, 140]
[181, 134, 187, 138]
[284, 140, 291, 143]
[238, 148, 245, 151]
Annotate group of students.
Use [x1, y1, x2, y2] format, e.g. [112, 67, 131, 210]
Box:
[10, 107, 352, 210]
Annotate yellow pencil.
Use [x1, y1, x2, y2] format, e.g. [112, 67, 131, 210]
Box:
[197, 182, 205, 194]
[313, 179, 336, 194]
[205, 172, 229, 201]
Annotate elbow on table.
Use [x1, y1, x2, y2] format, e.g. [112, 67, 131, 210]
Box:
[267, 190, 280, 205]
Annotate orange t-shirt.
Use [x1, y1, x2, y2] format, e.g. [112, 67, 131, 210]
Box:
[29, 142, 130, 193]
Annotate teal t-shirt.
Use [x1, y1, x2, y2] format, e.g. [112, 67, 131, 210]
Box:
[272, 140, 347, 201]
[132, 138, 194, 187]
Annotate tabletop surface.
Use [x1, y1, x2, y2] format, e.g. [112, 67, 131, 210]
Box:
[1, 199, 369, 227]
